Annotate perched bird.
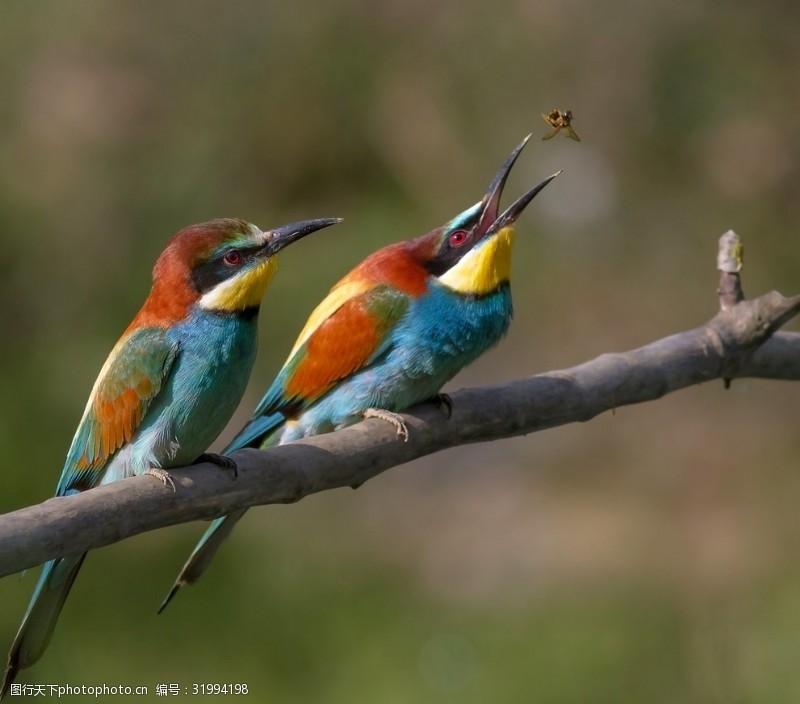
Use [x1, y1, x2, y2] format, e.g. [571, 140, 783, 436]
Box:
[159, 135, 560, 612]
[1, 216, 340, 698]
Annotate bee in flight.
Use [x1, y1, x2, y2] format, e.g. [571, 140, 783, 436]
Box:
[541, 109, 580, 142]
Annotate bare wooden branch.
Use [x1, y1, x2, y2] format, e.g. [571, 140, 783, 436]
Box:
[1, 303, 798, 578]
[0, 232, 798, 578]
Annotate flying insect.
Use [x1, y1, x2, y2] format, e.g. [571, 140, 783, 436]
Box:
[541, 109, 580, 141]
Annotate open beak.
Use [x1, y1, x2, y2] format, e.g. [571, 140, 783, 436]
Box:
[474, 135, 560, 237]
[263, 217, 343, 255]
[476, 134, 532, 235]
[489, 171, 561, 231]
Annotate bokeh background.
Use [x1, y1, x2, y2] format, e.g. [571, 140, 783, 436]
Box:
[1, 1, 799, 702]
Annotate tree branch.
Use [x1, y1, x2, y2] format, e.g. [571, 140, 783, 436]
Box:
[1, 231, 798, 578]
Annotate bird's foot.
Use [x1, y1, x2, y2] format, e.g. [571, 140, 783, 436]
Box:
[432, 393, 453, 419]
[363, 408, 409, 442]
[146, 467, 176, 492]
[196, 452, 238, 479]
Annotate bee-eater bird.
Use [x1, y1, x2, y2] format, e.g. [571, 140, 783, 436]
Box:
[159, 136, 560, 613]
[1, 216, 340, 698]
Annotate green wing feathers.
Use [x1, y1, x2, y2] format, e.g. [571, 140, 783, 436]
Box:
[57, 327, 179, 495]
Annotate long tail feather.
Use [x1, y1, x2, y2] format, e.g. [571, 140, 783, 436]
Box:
[158, 510, 247, 614]
[224, 412, 284, 453]
[159, 412, 285, 614]
[2, 555, 87, 699]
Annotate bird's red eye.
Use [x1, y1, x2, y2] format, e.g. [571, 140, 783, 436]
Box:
[223, 250, 242, 266]
[449, 230, 468, 247]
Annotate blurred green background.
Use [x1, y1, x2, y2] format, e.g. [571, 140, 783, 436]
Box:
[1, 1, 799, 701]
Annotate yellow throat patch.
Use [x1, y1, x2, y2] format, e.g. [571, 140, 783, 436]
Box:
[438, 226, 515, 295]
[199, 257, 278, 312]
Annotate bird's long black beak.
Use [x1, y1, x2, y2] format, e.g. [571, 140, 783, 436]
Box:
[265, 217, 343, 255]
[490, 171, 562, 231]
[476, 134, 532, 235]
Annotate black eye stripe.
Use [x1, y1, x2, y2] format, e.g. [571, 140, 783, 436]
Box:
[190, 245, 264, 293]
[422, 228, 480, 277]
